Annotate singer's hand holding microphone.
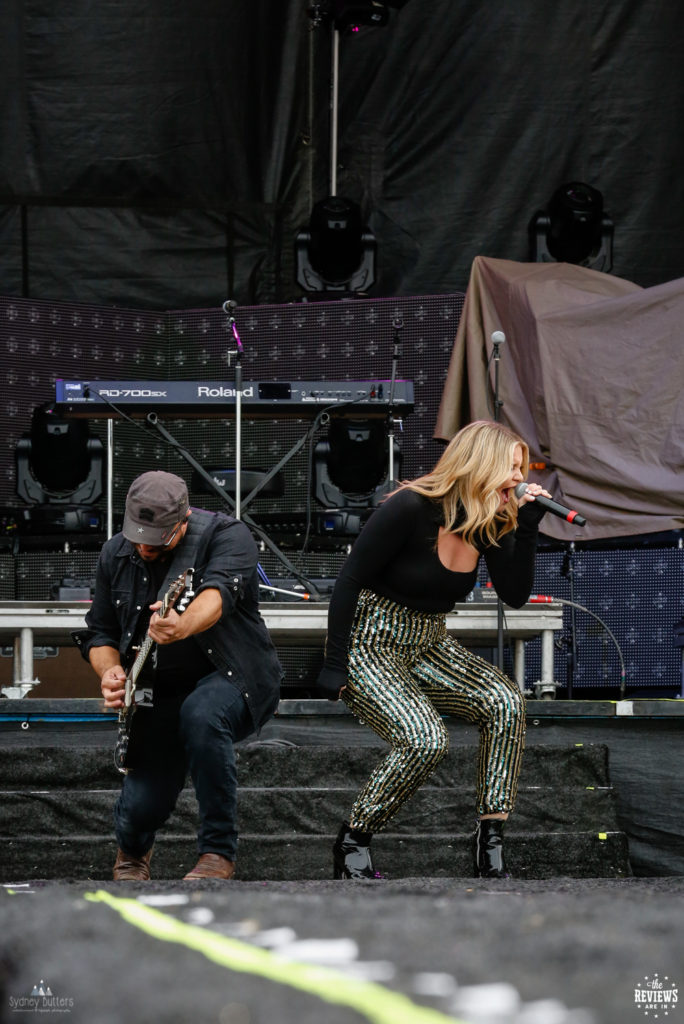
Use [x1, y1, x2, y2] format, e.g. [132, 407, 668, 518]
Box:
[515, 482, 587, 527]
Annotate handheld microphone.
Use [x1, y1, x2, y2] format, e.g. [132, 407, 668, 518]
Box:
[514, 482, 587, 527]
[222, 299, 238, 313]
[491, 330, 506, 345]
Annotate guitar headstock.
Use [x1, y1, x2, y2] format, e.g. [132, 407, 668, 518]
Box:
[160, 568, 194, 616]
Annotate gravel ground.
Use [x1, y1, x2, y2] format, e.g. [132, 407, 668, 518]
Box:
[2, 876, 683, 1024]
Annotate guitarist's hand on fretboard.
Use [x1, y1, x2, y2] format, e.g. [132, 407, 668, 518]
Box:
[147, 587, 222, 645]
[147, 602, 187, 644]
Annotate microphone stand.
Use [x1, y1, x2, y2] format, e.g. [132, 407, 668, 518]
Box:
[387, 315, 404, 486]
[492, 333, 506, 674]
[223, 300, 243, 519]
[561, 542, 578, 698]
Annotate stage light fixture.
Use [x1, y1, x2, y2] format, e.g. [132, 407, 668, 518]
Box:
[300, 0, 410, 292]
[313, 416, 400, 534]
[296, 196, 376, 294]
[529, 181, 614, 273]
[15, 402, 103, 533]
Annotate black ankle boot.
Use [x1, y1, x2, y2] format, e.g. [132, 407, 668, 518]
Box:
[474, 818, 509, 878]
[333, 824, 383, 879]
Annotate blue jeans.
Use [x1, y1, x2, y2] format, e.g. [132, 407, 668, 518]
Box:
[114, 671, 255, 860]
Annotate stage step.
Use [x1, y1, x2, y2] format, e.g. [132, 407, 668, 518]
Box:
[0, 785, 619, 835]
[1, 831, 629, 883]
[0, 740, 632, 882]
[0, 739, 614, 789]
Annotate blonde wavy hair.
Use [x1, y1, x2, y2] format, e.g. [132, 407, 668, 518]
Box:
[399, 420, 529, 547]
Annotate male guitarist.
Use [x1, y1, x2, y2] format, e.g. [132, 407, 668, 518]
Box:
[75, 470, 283, 881]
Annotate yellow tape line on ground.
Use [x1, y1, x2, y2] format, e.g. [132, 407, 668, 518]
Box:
[85, 890, 463, 1024]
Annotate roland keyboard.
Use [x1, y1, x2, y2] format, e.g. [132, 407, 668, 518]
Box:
[54, 379, 414, 418]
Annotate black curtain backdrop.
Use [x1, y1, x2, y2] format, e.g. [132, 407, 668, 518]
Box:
[1, 1, 683, 309]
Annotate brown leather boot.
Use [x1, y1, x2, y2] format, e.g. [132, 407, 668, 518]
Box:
[183, 853, 235, 880]
[113, 847, 153, 881]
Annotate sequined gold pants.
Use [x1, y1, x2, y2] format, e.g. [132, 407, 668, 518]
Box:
[342, 590, 526, 831]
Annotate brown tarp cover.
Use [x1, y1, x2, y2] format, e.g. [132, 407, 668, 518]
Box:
[435, 256, 684, 541]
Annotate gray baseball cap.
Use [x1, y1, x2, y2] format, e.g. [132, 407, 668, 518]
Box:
[122, 471, 189, 546]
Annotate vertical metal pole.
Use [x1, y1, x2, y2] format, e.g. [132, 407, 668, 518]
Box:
[329, 27, 340, 196]
[514, 639, 525, 690]
[226, 308, 245, 521]
[541, 628, 555, 691]
[234, 359, 242, 520]
[106, 420, 114, 539]
[493, 341, 505, 671]
[387, 317, 402, 488]
[18, 629, 34, 686]
[567, 542, 577, 699]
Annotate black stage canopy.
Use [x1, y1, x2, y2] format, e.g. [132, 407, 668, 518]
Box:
[1, 0, 684, 308]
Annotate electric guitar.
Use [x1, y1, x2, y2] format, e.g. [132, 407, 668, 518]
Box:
[114, 568, 193, 774]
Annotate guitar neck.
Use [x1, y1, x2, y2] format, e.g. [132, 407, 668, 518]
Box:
[125, 568, 192, 691]
[128, 635, 154, 687]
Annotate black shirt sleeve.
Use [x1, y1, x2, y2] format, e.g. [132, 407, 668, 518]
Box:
[483, 501, 545, 608]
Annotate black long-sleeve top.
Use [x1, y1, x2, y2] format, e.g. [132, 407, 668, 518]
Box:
[318, 488, 544, 694]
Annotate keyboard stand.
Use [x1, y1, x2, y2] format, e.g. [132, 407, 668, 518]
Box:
[144, 412, 326, 599]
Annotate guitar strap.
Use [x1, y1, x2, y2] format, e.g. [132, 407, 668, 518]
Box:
[156, 508, 217, 602]
[132, 509, 218, 708]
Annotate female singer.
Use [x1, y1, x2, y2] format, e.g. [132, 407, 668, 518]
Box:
[316, 419, 550, 879]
